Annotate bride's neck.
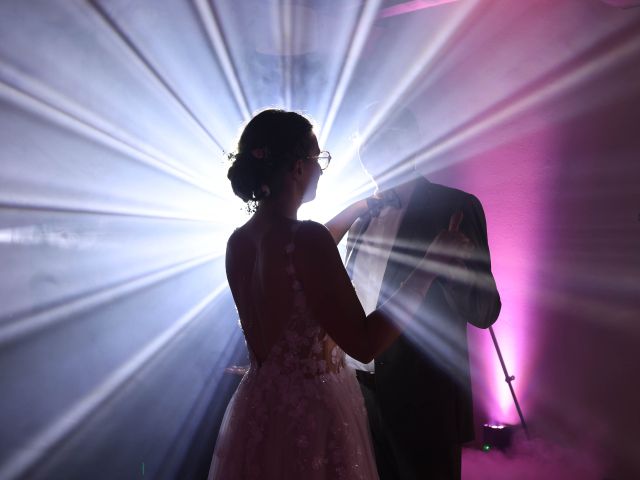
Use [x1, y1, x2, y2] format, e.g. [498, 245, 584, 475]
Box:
[255, 194, 299, 222]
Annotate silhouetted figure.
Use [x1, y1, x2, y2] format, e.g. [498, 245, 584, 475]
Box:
[208, 109, 468, 479]
[346, 107, 501, 480]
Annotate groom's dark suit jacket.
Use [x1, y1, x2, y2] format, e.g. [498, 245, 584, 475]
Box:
[346, 177, 501, 448]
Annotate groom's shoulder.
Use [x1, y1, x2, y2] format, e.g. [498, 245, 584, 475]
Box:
[426, 180, 476, 203]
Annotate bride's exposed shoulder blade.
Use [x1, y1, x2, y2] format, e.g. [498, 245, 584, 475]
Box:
[226, 223, 257, 257]
[292, 221, 375, 363]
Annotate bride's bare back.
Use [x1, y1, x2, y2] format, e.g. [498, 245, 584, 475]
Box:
[226, 216, 307, 365]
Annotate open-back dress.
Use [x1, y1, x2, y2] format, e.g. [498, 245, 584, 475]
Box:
[208, 221, 379, 480]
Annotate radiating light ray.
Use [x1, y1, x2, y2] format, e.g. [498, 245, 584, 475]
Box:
[531, 287, 639, 331]
[379, 0, 462, 18]
[280, 0, 293, 109]
[0, 251, 223, 346]
[0, 224, 101, 249]
[318, 0, 383, 147]
[380, 297, 471, 384]
[193, 0, 251, 120]
[49, 0, 225, 159]
[0, 61, 220, 192]
[413, 23, 640, 175]
[360, 157, 419, 197]
[0, 198, 216, 224]
[0, 75, 221, 199]
[307, 167, 379, 222]
[0, 282, 228, 480]
[501, 239, 639, 293]
[333, 0, 479, 179]
[87, 0, 225, 152]
[355, 233, 494, 268]
[509, 244, 640, 300]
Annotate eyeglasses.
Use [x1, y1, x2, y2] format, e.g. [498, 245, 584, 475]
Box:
[308, 151, 331, 171]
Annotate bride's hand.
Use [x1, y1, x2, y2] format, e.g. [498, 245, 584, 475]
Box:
[366, 189, 401, 218]
[324, 198, 371, 244]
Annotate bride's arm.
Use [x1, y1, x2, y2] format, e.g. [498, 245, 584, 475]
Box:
[298, 215, 468, 363]
[296, 222, 437, 363]
[323, 199, 369, 244]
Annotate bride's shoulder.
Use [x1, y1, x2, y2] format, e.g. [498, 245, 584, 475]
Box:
[292, 221, 341, 272]
[296, 219, 327, 231]
[295, 220, 333, 247]
[227, 226, 246, 244]
[226, 225, 254, 258]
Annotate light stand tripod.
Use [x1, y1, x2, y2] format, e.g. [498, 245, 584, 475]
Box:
[488, 325, 529, 438]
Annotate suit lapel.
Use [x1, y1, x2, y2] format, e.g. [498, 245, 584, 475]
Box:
[345, 214, 372, 278]
[377, 177, 437, 307]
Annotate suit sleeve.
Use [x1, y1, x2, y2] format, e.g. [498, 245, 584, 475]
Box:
[344, 215, 369, 279]
[441, 193, 501, 328]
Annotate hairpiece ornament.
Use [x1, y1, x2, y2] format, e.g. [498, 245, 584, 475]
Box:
[251, 148, 265, 159]
[260, 184, 271, 197]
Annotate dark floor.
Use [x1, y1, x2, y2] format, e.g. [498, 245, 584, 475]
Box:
[462, 437, 607, 480]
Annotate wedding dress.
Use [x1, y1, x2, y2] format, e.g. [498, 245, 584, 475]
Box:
[208, 222, 379, 479]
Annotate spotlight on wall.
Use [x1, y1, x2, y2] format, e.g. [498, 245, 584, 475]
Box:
[482, 423, 516, 452]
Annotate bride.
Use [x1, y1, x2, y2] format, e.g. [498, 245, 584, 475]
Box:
[208, 109, 463, 479]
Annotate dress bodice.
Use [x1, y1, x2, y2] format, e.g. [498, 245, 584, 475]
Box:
[243, 221, 345, 378]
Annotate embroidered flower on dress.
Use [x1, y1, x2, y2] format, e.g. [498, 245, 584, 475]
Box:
[312, 456, 328, 470]
[296, 435, 309, 448]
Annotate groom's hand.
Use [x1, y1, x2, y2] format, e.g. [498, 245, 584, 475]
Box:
[449, 210, 463, 232]
[426, 211, 473, 267]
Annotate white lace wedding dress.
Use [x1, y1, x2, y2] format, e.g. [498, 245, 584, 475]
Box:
[208, 222, 379, 479]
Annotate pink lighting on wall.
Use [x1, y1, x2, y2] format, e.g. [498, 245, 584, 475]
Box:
[600, 0, 640, 8]
[441, 126, 559, 428]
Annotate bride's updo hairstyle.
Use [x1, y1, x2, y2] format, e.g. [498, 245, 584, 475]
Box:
[228, 109, 314, 206]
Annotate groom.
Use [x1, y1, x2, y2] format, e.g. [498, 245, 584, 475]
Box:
[346, 107, 501, 480]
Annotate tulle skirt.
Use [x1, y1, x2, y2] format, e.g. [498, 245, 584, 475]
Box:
[208, 365, 379, 480]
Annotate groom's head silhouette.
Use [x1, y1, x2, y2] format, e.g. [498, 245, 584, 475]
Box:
[357, 103, 422, 190]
